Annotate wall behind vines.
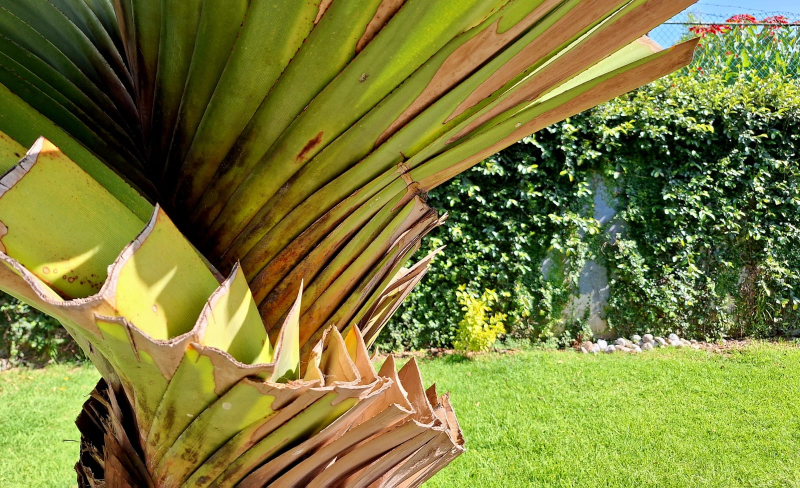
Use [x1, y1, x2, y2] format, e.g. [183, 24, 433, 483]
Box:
[379, 71, 800, 350]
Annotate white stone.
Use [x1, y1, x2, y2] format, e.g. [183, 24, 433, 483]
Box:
[655, 337, 667, 346]
[670, 340, 683, 348]
[614, 338, 628, 347]
[641, 342, 654, 351]
[605, 345, 616, 353]
[597, 339, 608, 350]
[643, 334, 654, 343]
[581, 347, 588, 354]
[668, 333, 679, 341]
[632, 334, 642, 342]
[633, 345, 642, 353]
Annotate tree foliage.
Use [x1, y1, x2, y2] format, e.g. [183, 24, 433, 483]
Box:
[381, 70, 800, 349]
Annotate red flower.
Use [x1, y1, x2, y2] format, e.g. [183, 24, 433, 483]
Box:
[690, 13, 792, 40]
[761, 15, 789, 25]
[690, 24, 731, 38]
[727, 14, 757, 24]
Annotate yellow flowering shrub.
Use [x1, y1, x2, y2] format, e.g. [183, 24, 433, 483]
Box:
[454, 287, 507, 352]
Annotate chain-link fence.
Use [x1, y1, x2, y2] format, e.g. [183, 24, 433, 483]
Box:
[650, 11, 800, 77]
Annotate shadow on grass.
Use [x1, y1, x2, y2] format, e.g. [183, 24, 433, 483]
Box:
[436, 353, 472, 365]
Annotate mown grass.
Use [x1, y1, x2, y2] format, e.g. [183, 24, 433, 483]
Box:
[421, 342, 800, 487]
[1, 342, 799, 487]
[0, 364, 100, 487]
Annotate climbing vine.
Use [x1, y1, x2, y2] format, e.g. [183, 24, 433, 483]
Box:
[381, 70, 800, 349]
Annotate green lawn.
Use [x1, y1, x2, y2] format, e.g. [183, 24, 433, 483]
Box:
[2, 343, 799, 487]
[0, 364, 101, 487]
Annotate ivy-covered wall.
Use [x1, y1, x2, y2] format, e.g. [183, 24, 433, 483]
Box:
[379, 71, 800, 350]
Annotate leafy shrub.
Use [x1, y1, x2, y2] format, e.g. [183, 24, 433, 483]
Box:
[0, 295, 80, 366]
[600, 71, 800, 339]
[377, 134, 600, 351]
[453, 287, 507, 352]
[380, 69, 800, 349]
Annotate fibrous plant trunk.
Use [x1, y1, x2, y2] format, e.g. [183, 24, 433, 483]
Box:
[0, 0, 697, 485]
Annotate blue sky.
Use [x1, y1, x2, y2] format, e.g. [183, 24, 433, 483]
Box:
[689, 0, 800, 16]
[649, 0, 800, 46]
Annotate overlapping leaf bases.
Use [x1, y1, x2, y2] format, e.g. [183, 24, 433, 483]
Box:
[0, 0, 698, 485]
[0, 139, 462, 486]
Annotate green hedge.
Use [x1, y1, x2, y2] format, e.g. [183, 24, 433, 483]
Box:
[379, 71, 800, 350]
[0, 294, 80, 366]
